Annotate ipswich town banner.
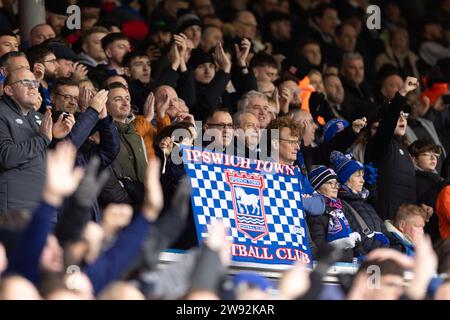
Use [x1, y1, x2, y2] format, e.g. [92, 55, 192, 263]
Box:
[182, 147, 312, 266]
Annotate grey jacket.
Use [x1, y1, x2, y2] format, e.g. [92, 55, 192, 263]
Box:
[0, 96, 50, 214]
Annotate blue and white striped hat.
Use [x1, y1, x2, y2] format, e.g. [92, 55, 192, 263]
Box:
[308, 165, 338, 190]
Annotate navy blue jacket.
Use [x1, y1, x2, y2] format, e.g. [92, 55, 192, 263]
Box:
[61, 110, 120, 222]
[4, 198, 153, 296]
[5, 201, 56, 284]
[76, 115, 120, 170]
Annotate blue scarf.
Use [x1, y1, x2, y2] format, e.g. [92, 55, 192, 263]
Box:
[41, 84, 53, 108]
[325, 197, 353, 242]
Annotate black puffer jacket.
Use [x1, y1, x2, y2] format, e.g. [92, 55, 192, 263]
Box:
[307, 197, 364, 263]
[365, 92, 416, 221]
[339, 186, 401, 253]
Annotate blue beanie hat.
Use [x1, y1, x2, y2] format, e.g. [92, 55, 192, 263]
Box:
[323, 119, 349, 142]
[330, 151, 364, 184]
[308, 165, 338, 190]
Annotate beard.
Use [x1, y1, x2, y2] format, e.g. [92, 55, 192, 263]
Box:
[44, 71, 57, 82]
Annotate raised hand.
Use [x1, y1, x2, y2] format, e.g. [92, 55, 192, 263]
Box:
[72, 62, 88, 81]
[278, 261, 311, 299]
[98, 104, 108, 119]
[168, 42, 181, 71]
[34, 92, 43, 111]
[72, 156, 110, 208]
[40, 108, 53, 141]
[406, 235, 438, 300]
[43, 141, 85, 206]
[79, 87, 95, 112]
[159, 137, 173, 156]
[184, 39, 194, 63]
[33, 63, 45, 82]
[146, 45, 162, 62]
[155, 91, 170, 119]
[143, 92, 155, 122]
[90, 89, 109, 113]
[82, 222, 105, 263]
[52, 113, 75, 139]
[101, 203, 133, 239]
[175, 112, 195, 126]
[142, 159, 164, 222]
[420, 204, 434, 222]
[174, 33, 188, 72]
[352, 117, 367, 134]
[277, 87, 290, 114]
[399, 76, 419, 96]
[235, 38, 251, 67]
[213, 41, 231, 73]
[205, 221, 231, 266]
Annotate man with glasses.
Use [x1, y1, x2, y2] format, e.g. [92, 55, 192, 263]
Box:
[47, 41, 80, 79]
[51, 78, 80, 114]
[267, 115, 325, 216]
[0, 68, 52, 213]
[203, 108, 234, 153]
[26, 44, 59, 111]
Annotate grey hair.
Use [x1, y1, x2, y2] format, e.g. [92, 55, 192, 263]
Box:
[237, 90, 268, 111]
[232, 110, 256, 128]
[341, 52, 363, 66]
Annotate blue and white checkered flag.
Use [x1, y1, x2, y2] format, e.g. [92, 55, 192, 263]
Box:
[182, 147, 312, 266]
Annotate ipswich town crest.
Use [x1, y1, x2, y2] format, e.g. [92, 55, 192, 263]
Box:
[225, 170, 268, 241]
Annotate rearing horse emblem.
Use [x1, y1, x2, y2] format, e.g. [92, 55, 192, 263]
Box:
[225, 170, 268, 241]
[235, 187, 260, 215]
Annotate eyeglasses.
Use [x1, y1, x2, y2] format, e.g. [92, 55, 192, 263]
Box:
[418, 153, 440, 160]
[399, 111, 409, 119]
[53, 92, 79, 102]
[324, 181, 341, 189]
[43, 58, 57, 65]
[279, 138, 300, 146]
[206, 123, 234, 129]
[8, 79, 40, 89]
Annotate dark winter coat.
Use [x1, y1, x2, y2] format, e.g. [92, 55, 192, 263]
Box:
[339, 186, 402, 253]
[0, 96, 50, 214]
[365, 92, 416, 221]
